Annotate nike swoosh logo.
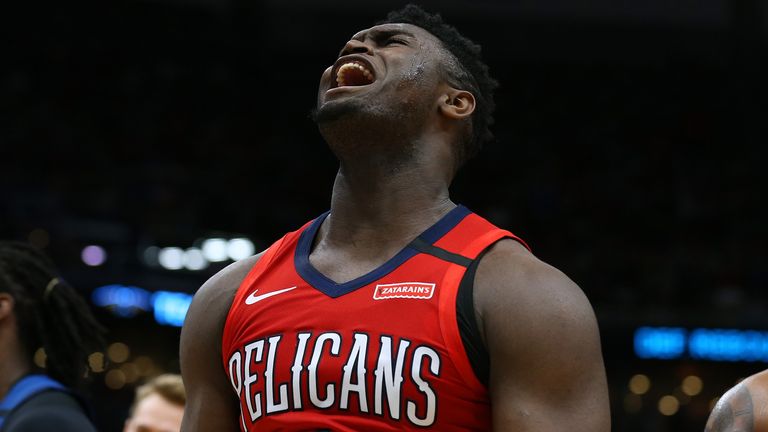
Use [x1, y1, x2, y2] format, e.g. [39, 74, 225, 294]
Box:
[245, 286, 297, 305]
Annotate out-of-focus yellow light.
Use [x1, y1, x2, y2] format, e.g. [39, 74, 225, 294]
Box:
[88, 352, 105, 373]
[624, 393, 642, 414]
[658, 395, 680, 416]
[134, 356, 155, 376]
[33, 347, 47, 368]
[105, 369, 126, 390]
[107, 342, 130, 363]
[682, 376, 703, 396]
[629, 374, 651, 395]
[121, 363, 140, 383]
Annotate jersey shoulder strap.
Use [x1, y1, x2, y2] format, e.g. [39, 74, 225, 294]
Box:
[432, 211, 531, 391]
[0, 374, 67, 430]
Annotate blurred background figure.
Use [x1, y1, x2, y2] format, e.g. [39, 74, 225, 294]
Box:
[124, 374, 185, 432]
[0, 242, 103, 431]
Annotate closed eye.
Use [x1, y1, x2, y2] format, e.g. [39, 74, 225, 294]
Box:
[384, 37, 408, 46]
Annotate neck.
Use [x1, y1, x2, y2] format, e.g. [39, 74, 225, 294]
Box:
[0, 338, 31, 401]
[321, 151, 455, 249]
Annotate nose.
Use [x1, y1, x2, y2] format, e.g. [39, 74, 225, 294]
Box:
[340, 39, 373, 57]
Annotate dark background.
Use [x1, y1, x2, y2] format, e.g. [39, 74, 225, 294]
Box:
[2, 0, 767, 430]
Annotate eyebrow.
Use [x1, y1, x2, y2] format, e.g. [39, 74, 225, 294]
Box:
[353, 28, 416, 43]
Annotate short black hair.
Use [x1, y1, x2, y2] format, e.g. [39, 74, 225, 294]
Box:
[379, 4, 498, 165]
[0, 242, 105, 388]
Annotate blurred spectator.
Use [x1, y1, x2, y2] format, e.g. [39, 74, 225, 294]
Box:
[0, 242, 103, 431]
[124, 374, 185, 432]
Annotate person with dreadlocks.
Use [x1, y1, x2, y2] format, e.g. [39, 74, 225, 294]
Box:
[0, 241, 103, 431]
[180, 4, 609, 431]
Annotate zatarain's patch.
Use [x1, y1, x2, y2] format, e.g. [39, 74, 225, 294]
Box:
[373, 282, 435, 300]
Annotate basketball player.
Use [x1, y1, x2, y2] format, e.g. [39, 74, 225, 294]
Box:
[0, 242, 103, 431]
[124, 374, 186, 432]
[705, 370, 768, 431]
[180, 5, 610, 431]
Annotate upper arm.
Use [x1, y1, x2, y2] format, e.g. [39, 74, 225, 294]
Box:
[180, 254, 262, 432]
[475, 241, 610, 431]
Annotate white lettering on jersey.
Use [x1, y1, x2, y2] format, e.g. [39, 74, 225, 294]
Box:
[407, 346, 440, 426]
[291, 332, 311, 410]
[227, 331, 442, 427]
[265, 335, 289, 414]
[308, 332, 341, 409]
[243, 340, 265, 421]
[373, 335, 410, 420]
[340, 333, 369, 412]
[228, 351, 242, 396]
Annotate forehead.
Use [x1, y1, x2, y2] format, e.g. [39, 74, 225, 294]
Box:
[350, 23, 441, 46]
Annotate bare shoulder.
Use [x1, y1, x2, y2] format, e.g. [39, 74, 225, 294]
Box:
[474, 239, 610, 431]
[474, 239, 596, 338]
[181, 252, 264, 353]
[706, 370, 768, 432]
[188, 253, 263, 320]
[180, 253, 264, 432]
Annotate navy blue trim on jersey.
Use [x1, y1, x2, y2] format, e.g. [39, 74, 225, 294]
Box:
[408, 238, 472, 267]
[295, 205, 472, 298]
[0, 374, 66, 429]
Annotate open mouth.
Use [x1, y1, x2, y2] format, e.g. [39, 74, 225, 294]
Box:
[333, 60, 375, 88]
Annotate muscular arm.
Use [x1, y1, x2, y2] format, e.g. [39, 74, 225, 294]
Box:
[180, 254, 262, 432]
[474, 240, 610, 431]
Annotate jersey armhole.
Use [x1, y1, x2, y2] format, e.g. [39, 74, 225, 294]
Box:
[455, 248, 492, 386]
[449, 234, 531, 389]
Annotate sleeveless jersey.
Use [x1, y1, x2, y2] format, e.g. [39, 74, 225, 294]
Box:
[221, 205, 529, 431]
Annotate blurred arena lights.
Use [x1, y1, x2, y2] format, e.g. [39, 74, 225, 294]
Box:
[658, 395, 680, 416]
[635, 327, 768, 362]
[689, 329, 768, 362]
[92, 284, 151, 317]
[81, 245, 107, 266]
[681, 375, 703, 396]
[629, 374, 651, 395]
[182, 247, 208, 271]
[201, 238, 228, 262]
[158, 247, 184, 270]
[92, 284, 192, 327]
[227, 238, 255, 260]
[152, 291, 193, 327]
[144, 236, 256, 271]
[107, 342, 130, 364]
[634, 327, 686, 359]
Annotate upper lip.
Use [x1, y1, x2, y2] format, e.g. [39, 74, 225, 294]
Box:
[329, 55, 377, 89]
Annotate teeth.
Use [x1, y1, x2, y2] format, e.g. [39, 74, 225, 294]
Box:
[335, 61, 374, 86]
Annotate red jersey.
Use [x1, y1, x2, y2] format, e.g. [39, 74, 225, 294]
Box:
[221, 206, 529, 431]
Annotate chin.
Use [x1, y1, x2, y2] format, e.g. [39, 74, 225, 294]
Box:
[313, 98, 365, 125]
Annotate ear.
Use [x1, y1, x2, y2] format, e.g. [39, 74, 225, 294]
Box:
[0, 293, 15, 321]
[438, 88, 476, 120]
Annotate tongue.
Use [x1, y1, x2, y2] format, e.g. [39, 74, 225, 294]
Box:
[340, 67, 372, 87]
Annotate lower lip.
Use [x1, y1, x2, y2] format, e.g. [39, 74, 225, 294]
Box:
[326, 84, 373, 96]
